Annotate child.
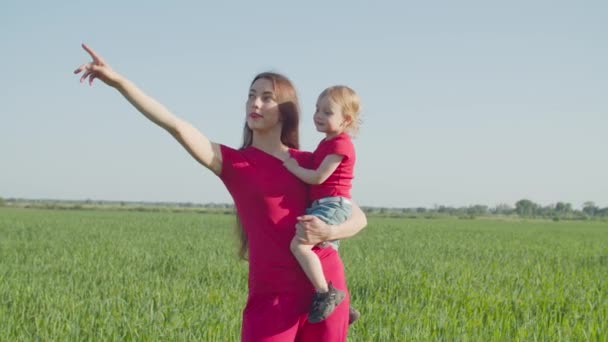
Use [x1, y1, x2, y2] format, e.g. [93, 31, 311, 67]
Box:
[283, 85, 361, 323]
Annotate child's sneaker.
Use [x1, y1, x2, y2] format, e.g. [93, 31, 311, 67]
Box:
[348, 306, 361, 325]
[308, 283, 346, 323]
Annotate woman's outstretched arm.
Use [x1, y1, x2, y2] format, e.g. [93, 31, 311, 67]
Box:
[74, 43, 222, 175]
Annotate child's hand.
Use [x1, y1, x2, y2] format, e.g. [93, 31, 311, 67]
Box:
[283, 157, 299, 169]
[74, 43, 123, 87]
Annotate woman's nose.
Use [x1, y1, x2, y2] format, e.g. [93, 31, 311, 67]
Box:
[251, 98, 261, 109]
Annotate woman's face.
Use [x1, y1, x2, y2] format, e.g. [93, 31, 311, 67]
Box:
[246, 78, 281, 132]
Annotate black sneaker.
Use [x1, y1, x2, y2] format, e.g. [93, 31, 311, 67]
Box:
[308, 283, 346, 323]
[348, 306, 361, 325]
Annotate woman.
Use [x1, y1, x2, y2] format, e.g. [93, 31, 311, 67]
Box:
[74, 44, 367, 341]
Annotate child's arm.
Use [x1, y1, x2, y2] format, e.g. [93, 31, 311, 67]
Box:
[74, 44, 222, 175]
[283, 154, 343, 185]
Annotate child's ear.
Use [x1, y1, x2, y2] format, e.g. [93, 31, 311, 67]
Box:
[342, 115, 353, 126]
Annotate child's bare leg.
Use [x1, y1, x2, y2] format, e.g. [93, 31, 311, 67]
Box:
[290, 236, 328, 292]
[291, 235, 346, 323]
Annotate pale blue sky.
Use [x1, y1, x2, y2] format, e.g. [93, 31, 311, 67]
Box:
[1, 0, 607, 208]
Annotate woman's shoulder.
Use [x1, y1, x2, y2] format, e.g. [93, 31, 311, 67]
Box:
[219, 144, 256, 172]
[220, 144, 243, 159]
[220, 144, 255, 157]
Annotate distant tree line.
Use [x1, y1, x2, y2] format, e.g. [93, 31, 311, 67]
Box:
[0, 197, 235, 214]
[361, 199, 608, 220]
[511, 200, 607, 220]
[1, 196, 607, 220]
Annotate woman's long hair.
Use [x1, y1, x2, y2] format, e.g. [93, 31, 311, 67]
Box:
[237, 72, 301, 260]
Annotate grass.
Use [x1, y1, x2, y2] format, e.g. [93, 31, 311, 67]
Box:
[1, 208, 606, 341]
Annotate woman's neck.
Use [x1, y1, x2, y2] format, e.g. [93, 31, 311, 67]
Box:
[251, 130, 289, 158]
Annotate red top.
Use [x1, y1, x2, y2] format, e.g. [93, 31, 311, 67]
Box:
[309, 132, 356, 200]
[219, 145, 344, 295]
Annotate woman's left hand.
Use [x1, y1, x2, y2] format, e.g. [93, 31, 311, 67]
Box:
[295, 215, 334, 245]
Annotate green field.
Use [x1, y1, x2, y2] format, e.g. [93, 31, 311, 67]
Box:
[1, 208, 606, 341]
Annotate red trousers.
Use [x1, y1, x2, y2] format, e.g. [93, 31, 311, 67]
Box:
[241, 252, 349, 341]
[241, 291, 349, 341]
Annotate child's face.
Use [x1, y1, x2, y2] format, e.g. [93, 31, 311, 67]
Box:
[313, 95, 349, 136]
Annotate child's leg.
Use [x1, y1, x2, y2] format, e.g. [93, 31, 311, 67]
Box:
[290, 235, 346, 323]
[290, 236, 328, 292]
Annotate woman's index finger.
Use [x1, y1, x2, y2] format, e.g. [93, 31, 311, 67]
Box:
[81, 43, 104, 63]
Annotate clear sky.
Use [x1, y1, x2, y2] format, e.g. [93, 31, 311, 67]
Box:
[1, 1, 607, 209]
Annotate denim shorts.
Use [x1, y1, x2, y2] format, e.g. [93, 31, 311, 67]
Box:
[306, 196, 352, 250]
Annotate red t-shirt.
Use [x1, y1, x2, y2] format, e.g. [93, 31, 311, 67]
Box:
[219, 145, 344, 295]
[309, 132, 355, 201]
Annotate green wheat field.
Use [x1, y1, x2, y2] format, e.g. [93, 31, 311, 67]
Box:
[1, 207, 606, 341]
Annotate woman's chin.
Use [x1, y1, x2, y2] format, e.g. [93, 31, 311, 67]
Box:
[246, 119, 262, 130]
[247, 120, 279, 133]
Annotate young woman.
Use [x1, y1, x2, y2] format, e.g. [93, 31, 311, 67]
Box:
[74, 44, 367, 341]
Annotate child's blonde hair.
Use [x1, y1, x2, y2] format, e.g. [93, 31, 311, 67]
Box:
[318, 85, 361, 136]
